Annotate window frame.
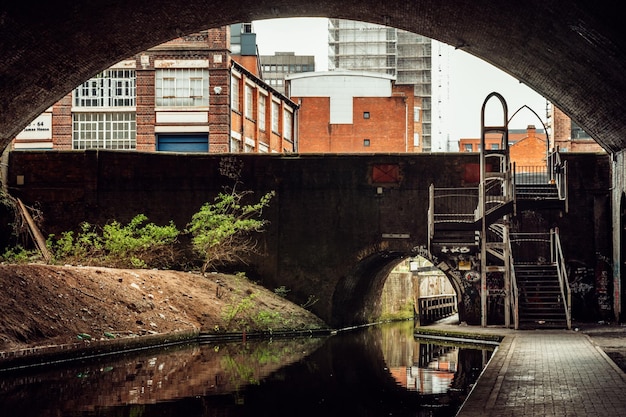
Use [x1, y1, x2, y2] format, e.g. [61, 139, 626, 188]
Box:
[283, 108, 293, 140]
[72, 112, 136, 150]
[155, 68, 209, 107]
[231, 74, 241, 112]
[74, 69, 136, 108]
[271, 99, 280, 133]
[258, 93, 267, 131]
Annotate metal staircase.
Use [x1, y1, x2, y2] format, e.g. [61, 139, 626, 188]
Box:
[509, 230, 572, 329]
[427, 92, 570, 329]
[515, 264, 566, 328]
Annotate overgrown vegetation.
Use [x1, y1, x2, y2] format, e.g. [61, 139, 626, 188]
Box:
[45, 214, 180, 269]
[1, 245, 38, 264]
[3, 154, 275, 274]
[10, 183, 274, 272]
[187, 188, 275, 272]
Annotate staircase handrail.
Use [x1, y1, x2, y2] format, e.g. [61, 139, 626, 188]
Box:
[430, 185, 479, 224]
[550, 227, 572, 329]
[428, 183, 434, 243]
[508, 238, 520, 329]
[548, 150, 568, 211]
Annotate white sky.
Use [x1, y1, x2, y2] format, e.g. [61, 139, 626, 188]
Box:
[253, 18, 548, 151]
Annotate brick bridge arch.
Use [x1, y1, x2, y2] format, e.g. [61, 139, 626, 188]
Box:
[9, 151, 484, 326]
[2, 1, 623, 325]
[1, 1, 625, 152]
[12, 151, 610, 326]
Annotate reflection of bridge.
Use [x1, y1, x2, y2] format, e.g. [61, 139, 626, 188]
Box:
[406, 346, 458, 394]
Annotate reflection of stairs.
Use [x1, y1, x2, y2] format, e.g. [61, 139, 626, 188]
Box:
[515, 264, 567, 329]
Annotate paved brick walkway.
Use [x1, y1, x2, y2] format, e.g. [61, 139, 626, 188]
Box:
[457, 330, 626, 416]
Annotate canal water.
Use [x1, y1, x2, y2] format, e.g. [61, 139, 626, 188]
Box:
[0, 321, 494, 416]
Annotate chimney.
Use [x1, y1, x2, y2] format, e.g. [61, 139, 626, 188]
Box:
[527, 124, 536, 138]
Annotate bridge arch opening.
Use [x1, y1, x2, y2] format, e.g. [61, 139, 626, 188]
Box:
[330, 251, 460, 328]
[1, 1, 623, 151]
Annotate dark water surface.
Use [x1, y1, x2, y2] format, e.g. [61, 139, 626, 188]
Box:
[0, 321, 494, 416]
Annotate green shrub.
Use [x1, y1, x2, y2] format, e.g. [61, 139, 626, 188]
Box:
[253, 310, 283, 330]
[187, 189, 275, 272]
[1, 245, 38, 263]
[46, 215, 180, 269]
[222, 293, 257, 330]
[274, 286, 290, 298]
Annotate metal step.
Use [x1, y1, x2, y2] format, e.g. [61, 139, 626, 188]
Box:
[514, 263, 567, 329]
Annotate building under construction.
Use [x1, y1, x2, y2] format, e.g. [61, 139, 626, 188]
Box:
[328, 19, 450, 152]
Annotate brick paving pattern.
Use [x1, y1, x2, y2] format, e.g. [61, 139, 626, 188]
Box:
[457, 331, 626, 416]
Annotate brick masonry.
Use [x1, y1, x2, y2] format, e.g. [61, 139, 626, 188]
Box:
[6, 151, 612, 326]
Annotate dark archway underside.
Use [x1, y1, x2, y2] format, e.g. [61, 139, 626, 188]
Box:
[0, 1, 625, 153]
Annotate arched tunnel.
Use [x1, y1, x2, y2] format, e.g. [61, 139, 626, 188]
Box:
[331, 251, 461, 328]
[2, 1, 626, 326]
[332, 252, 407, 327]
[1, 1, 625, 152]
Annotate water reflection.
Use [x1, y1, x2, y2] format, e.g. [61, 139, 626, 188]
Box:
[0, 321, 493, 416]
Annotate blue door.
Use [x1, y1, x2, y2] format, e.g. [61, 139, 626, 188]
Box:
[157, 134, 209, 152]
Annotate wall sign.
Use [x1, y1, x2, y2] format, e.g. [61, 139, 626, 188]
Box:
[16, 113, 52, 140]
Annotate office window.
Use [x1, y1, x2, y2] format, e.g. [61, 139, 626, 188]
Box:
[271, 101, 280, 133]
[231, 75, 240, 111]
[414, 106, 421, 122]
[73, 112, 136, 150]
[230, 136, 241, 152]
[413, 133, 420, 147]
[245, 84, 254, 119]
[363, 139, 371, 147]
[363, 112, 370, 119]
[258, 94, 266, 131]
[491, 144, 499, 150]
[155, 68, 209, 107]
[74, 69, 136, 107]
[464, 144, 473, 152]
[283, 109, 292, 140]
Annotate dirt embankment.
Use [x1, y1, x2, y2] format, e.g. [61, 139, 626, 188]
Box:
[0, 264, 327, 353]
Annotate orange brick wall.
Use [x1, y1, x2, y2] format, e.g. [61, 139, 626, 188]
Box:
[551, 106, 572, 150]
[294, 84, 417, 153]
[136, 57, 156, 152]
[294, 97, 331, 152]
[510, 135, 547, 169]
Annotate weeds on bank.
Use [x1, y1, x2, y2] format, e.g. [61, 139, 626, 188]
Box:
[1, 245, 38, 263]
[37, 187, 275, 272]
[1, 179, 324, 330]
[45, 214, 180, 269]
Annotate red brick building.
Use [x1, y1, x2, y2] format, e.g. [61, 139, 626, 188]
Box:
[13, 26, 298, 154]
[548, 105, 604, 153]
[509, 125, 549, 169]
[458, 127, 547, 153]
[286, 71, 423, 153]
[459, 125, 548, 169]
